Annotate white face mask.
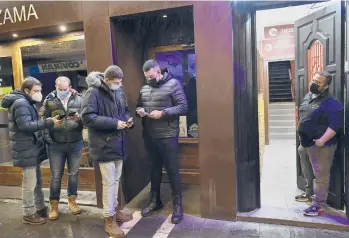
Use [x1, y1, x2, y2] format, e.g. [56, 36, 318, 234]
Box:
[31, 92, 43, 102]
[110, 84, 121, 91]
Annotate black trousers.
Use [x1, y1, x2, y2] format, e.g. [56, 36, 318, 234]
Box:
[144, 136, 182, 196]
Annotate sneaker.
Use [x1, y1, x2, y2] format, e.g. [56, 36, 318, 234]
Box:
[295, 193, 311, 202]
[303, 205, 324, 216]
[23, 213, 47, 225]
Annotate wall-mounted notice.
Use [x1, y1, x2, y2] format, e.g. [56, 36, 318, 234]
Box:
[179, 116, 188, 138]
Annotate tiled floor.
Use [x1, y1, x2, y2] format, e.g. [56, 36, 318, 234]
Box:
[239, 139, 349, 227]
[0, 199, 349, 237]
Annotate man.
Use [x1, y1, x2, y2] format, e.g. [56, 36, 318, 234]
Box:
[41, 77, 83, 220]
[296, 71, 344, 216]
[1, 77, 60, 225]
[81, 66, 133, 238]
[136, 60, 188, 224]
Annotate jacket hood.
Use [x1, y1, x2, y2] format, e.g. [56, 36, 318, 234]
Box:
[1, 90, 33, 109]
[86, 71, 104, 88]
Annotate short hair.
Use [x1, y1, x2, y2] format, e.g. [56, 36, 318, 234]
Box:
[143, 60, 160, 72]
[315, 71, 332, 85]
[104, 65, 123, 80]
[55, 76, 71, 85]
[21, 76, 42, 92]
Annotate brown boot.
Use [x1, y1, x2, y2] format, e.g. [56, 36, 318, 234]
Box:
[68, 195, 82, 215]
[49, 200, 59, 221]
[23, 213, 47, 225]
[105, 216, 125, 237]
[115, 209, 133, 222]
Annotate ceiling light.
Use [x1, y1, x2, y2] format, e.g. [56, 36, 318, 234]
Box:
[163, 15, 167, 18]
[59, 25, 67, 32]
[12, 33, 18, 38]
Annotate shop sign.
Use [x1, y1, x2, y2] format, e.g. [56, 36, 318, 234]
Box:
[0, 4, 38, 26]
[188, 123, 199, 138]
[21, 39, 85, 56]
[37, 61, 86, 73]
[264, 24, 294, 39]
[179, 116, 188, 138]
[261, 37, 295, 60]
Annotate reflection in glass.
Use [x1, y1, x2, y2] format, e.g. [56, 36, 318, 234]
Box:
[155, 49, 198, 138]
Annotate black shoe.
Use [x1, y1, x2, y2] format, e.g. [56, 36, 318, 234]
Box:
[37, 206, 48, 218]
[141, 191, 163, 217]
[171, 195, 183, 224]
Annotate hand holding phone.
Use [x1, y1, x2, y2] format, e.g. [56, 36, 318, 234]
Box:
[126, 117, 133, 128]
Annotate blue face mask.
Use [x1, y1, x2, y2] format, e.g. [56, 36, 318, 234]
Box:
[57, 90, 70, 99]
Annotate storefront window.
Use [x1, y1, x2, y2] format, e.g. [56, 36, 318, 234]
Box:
[154, 49, 198, 138]
[0, 56, 14, 165]
[20, 38, 92, 168]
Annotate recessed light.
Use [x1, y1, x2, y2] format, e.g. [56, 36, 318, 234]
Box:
[163, 15, 167, 18]
[59, 25, 67, 32]
[12, 33, 18, 38]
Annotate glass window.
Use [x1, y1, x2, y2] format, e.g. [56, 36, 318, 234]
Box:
[155, 49, 198, 138]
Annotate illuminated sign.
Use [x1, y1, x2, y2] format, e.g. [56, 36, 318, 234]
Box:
[0, 4, 38, 26]
[37, 61, 86, 73]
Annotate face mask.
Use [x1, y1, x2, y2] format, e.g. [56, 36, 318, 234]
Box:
[310, 82, 323, 94]
[57, 91, 70, 99]
[110, 84, 121, 91]
[31, 92, 43, 102]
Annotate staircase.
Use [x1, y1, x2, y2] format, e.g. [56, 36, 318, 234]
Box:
[269, 103, 296, 139]
[269, 61, 293, 103]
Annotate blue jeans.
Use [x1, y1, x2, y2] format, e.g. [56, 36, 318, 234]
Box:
[48, 140, 83, 201]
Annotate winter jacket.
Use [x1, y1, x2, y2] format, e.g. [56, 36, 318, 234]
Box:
[41, 90, 83, 144]
[137, 69, 188, 138]
[81, 72, 131, 163]
[1, 90, 54, 167]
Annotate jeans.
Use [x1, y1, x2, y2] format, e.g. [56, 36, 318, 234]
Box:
[99, 160, 123, 217]
[298, 144, 337, 206]
[144, 137, 181, 196]
[22, 165, 45, 216]
[48, 140, 83, 201]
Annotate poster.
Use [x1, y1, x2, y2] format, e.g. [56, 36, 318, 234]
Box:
[179, 116, 188, 138]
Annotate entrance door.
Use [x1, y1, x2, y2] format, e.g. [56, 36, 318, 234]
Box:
[295, 2, 344, 209]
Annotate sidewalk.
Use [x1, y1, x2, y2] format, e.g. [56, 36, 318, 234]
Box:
[0, 199, 348, 238]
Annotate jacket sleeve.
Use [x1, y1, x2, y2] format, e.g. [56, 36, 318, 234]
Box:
[162, 80, 188, 118]
[324, 98, 344, 133]
[81, 90, 118, 130]
[14, 103, 53, 133]
[41, 99, 54, 144]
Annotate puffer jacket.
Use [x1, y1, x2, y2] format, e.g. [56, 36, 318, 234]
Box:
[81, 72, 131, 163]
[1, 90, 53, 167]
[137, 69, 188, 138]
[41, 90, 83, 144]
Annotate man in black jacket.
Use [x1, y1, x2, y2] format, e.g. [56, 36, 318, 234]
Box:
[41, 76, 83, 221]
[137, 60, 188, 224]
[81, 66, 133, 238]
[1, 77, 60, 225]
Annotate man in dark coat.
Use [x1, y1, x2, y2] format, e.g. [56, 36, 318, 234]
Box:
[41, 76, 83, 221]
[81, 66, 133, 238]
[1, 77, 60, 225]
[136, 60, 188, 224]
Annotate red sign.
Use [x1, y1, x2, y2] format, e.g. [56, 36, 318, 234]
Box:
[261, 37, 295, 60]
[264, 24, 294, 39]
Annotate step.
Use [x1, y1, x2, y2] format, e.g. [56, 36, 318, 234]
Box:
[269, 119, 296, 127]
[270, 98, 293, 102]
[269, 132, 296, 139]
[269, 103, 295, 109]
[269, 81, 291, 85]
[269, 108, 295, 115]
[270, 92, 292, 96]
[269, 114, 294, 120]
[269, 88, 291, 93]
[269, 126, 296, 133]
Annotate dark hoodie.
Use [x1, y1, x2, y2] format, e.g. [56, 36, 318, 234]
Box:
[136, 69, 188, 139]
[81, 72, 131, 163]
[1, 90, 54, 167]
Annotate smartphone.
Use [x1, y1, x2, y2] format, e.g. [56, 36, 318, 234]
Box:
[57, 115, 65, 120]
[126, 117, 133, 126]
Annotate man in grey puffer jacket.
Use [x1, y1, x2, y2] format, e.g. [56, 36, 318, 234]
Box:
[136, 59, 188, 224]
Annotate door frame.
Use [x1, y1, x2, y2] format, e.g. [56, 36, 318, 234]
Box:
[234, 0, 345, 213]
